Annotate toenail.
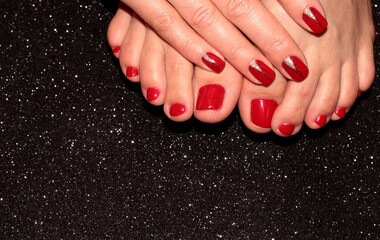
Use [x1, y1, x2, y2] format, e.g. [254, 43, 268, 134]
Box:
[147, 88, 160, 102]
[302, 7, 328, 34]
[249, 60, 276, 86]
[334, 108, 346, 119]
[112, 46, 121, 54]
[196, 84, 225, 110]
[357, 90, 362, 97]
[170, 103, 186, 117]
[250, 99, 278, 128]
[279, 123, 295, 136]
[314, 115, 327, 127]
[126, 66, 139, 78]
[282, 56, 309, 82]
[202, 53, 225, 74]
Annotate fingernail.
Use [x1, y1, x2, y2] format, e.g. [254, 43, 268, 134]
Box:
[126, 66, 139, 78]
[279, 123, 295, 136]
[170, 103, 186, 117]
[357, 90, 362, 97]
[314, 115, 327, 127]
[202, 52, 225, 74]
[249, 60, 276, 86]
[282, 56, 309, 82]
[303, 7, 328, 34]
[147, 88, 160, 102]
[112, 46, 121, 54]
[196, 84, 225, 110]
[251, 99, 278, 128]
[334, 107, 346, 118]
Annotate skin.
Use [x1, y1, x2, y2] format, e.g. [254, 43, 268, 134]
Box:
[107, 0, 375, 136]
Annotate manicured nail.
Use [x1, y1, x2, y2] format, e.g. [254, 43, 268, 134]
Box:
[112, 46, 121, 54]
[314, 115, 327, 127]
[303, 7, 328, 34]
[249, 60, 276, 86]
[279, 123, 295, 136]
[147, 88, 160, 102]
[282, 56, 309, 82]
[170, 103, 186, 117]
[334, 107, 346, 118]
[196, 84, 225, 110]
[202, 52, 225, 74]
[251, 99, 278, 128]
[126, 67, 139, 78]
[357, 90, 362, 97]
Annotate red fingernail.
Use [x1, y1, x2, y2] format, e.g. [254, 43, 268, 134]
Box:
[282, 56, 309, 82]
[279, 123, 295, 136]
[303, 7, 328, 34]
[334, 108, 346, 118]
[147, 88, 160, 102]
[314, 115, 327, 127]
[249, 60, 276, 86]
[170, 103, 186, 117]
[251, 99, 278, 128]
[126, 67, 139, 78]
[196, 84, 225, 110]
[112, 46, 121, 54]
[202, 53, 225, 74]
[357, 90, 362, 97]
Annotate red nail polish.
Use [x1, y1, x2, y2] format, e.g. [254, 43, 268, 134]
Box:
[303, 7, 328, 34]
[196, 84, 225, 110]
[334, 108, 346, 118]
[147, 88, 160, 102]
[282, 56, 309, 82]
[249, 60, 276, 86]
[202, 53, 225, 74]
[170, 103, 186, 117]
[357, 90, 362, 97]
[251, 99, 278, 128]
[126, 67, 139, 78]
[112, 46, 121, 54]
[279, 123, 295, 136]
[314, 115, 327, 127]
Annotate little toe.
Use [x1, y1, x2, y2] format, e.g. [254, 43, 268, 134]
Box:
[193, 62, 243, 123]
[357, 44, 375, 92]
[238, 71, 287, 134]
[163, 43, 194, 122]
[139, 28, 166, 106]
[107, 3, 132, 58]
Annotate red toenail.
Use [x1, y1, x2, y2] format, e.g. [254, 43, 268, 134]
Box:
[202, 53, 225, 74]
[147, 88, 160, 102]
[279, 123, 295, 136]
[302, 7, 328, 34]
[314, 115, 327, 127]
[126, 67, 139, 78]
[170, 103, 186, 117]
[357, 90, 362, 97]
[112, 46, 121, 54]
[282, 56, 309, 82]
[334, 108, 346, 118]
[249, 60, 276, 86]
[251, 99, 278, 128]
[196, 84, 225, 110]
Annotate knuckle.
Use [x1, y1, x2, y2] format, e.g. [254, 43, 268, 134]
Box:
[265, 35, 287, 52]
[150, 11, 175, 32]
[228, 43, 244, 61]
[177, 39, 193, 53]
[225, 0, 249, 19]
[190, 5, 216, 28]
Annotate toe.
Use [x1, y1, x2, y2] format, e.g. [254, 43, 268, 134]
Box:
[107, 3, 132, 58]
[238, 71, 287, 134]
[139, 28, 166, 106]
[163, 44, 194, 122]
[193, 62, 243, 123]
[357, 44, 375, 92]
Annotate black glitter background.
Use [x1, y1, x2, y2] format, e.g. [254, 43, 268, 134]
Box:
[1, 0, 379, 239]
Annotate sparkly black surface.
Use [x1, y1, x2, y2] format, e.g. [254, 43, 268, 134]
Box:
[1, 0, 379, 238]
